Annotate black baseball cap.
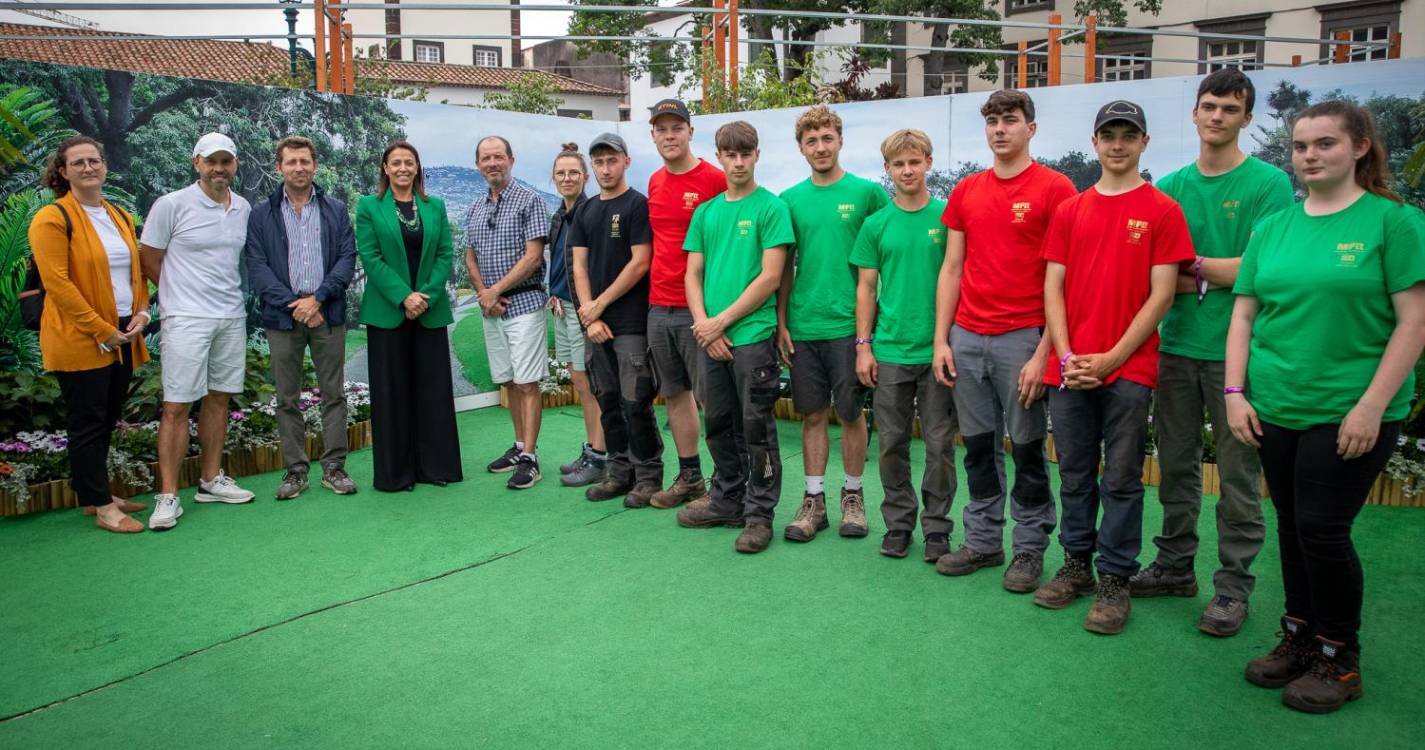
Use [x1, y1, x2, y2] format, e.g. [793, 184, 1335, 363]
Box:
[589, 132, 628, 155]
[1093, 100, 1147, 133]
[648, 98, 691, 124]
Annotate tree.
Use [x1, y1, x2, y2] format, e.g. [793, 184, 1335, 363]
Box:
[1038, 149, 1149, 191]
[480, 74, 566, 116]
[689, 51, 821, 115]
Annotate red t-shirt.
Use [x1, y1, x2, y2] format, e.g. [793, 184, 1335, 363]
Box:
[942, 162, 1077, 335]
[646, 159, 727, 307]
[1041, 183, 1195, 389]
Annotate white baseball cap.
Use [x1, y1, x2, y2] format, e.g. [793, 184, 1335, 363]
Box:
[192, 132, 237, 158]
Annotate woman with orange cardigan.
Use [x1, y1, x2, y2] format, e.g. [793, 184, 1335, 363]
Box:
[29, 136, 152, 533]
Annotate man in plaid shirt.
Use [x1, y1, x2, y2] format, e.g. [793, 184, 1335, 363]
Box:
[463, 135, 552, 489]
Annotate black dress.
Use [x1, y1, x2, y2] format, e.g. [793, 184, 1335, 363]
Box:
[366, 199, 463, 491]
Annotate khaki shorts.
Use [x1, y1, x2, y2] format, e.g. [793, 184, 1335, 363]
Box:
[551, 298, 586, 373]
[483, 309, 547, 385]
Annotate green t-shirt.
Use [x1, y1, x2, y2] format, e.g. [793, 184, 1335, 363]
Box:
[685, 186, 796, 347]
[1235, 192, 1425, 430]
[848, 198, 949, 365]
[781, 172, 889, 341]
[1157, 156, 1294, 360]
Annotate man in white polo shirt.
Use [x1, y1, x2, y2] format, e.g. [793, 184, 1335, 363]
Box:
[139, 132, 255, 530]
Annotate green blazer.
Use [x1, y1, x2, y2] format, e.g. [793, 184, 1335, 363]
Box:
[355, 191, 455, 329]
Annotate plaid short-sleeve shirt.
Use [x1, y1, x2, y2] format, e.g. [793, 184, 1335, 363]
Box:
[463, 181, 551, 318]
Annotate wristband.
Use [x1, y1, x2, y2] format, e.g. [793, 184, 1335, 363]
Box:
[1058, 351, 1075, 391]
[1223, 386, 1245, 396]
[854, 337, 873, 346]
[1194, 257, 1207, 304]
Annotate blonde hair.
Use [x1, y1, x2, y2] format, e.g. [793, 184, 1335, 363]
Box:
[880, 129, 933, 161]
[794, 104, 843, 142]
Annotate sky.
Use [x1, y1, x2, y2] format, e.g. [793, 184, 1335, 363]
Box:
[3, 0, 573, 48]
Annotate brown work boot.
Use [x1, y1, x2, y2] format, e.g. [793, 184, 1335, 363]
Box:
[1083, 574, 1132, 635]
[1033, 554, 1096, 609]
[735, 523, 773, 553]
[675, 496, 743, 528]
[585, 476, 633, 502]
[783, 493, 828, 542]
[1282, 637, 1363, 714]
[838, 487, 868, 537]
[624, 480, 661, 509]
[1002, 553, 1044, 594]
[650, 467, 708, 509]
[1246, 616, 1314, 688]
[935, 545, 1006, 576]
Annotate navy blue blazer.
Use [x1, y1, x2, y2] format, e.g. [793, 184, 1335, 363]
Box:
[244, 183, 357, 330]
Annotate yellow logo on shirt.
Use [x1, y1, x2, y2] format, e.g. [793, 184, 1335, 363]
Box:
[1126, 218, 1150, 245]
[610, 213, 621, 239]
[838, 202, 857, 220]
[1011, 201, 1032, 224]
[1222, 199, 1241, 221]
[1337, 241, 1365, 267]
[927, 226, 945, 244]
[737, 219, 753, 236]
[683, 192, 700, 210]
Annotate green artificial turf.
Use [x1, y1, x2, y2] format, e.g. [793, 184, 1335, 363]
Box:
[450, 313, 495, 392]
[1, 407, 1422, 748]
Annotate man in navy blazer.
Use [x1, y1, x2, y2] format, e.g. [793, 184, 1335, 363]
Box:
[244, 135, 359, 499]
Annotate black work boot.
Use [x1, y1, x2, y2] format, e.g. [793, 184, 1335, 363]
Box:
[1033, 553, 1096, 609]
[1129, 561, 1199, 597]
[1281, 636, 1363, 714]
[1245, 615, 1314, 689]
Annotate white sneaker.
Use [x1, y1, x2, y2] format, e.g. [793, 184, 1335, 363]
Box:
[149, 493, 183, 531]
[195, 470, 255, 504]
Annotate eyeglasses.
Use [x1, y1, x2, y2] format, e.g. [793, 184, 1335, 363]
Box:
[66, 157, 105, 169]
[553, 170, 583, 180]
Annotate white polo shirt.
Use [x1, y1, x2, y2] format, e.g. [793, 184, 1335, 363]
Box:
[140, 181, 250, 319]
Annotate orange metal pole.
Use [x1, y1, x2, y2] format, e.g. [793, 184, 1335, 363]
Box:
[1388, 31, 1401, 59]
[328, 0, 343, 93]
[713, 0, 726, 71]
[314, 0, 327, 91]
[1083, 14, 1096, 84]
[1333, 30, 1350, 64]
[1047, 13, 1061, 86]
[343, 22, 355, 94]
[728, 0, 739, 95]
[1017, 40, 1027, 89]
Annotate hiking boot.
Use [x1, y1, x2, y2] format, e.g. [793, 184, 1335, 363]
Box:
[275, 471, 308, 500]
[624, 480, 661, 509]
[935, 545, 1005, 576]
[1084, 574, 1132, 635]
[1002, 552, 1044, 593]
[1245, 616, 1314, 689]
[838, 487, 868, 537]
[487, 444, 521, 473]
[675, 496, 743, 528]
[322, 466, 358, 495]
[585, 475, 633, 502]
[880, 530, 912, 558]
[506, 455, 541, 490]
[1129, 561, 1199, 598]
[561, 454, 606, 487]
[735, 523, 773, 553]
[783, 493, 828, 542]
[650, 468, 708, 509]
[923, 533, 950, 563]
[1033, 554, 1096, 609]
[1199, 595, 1249, 637]
[1282, 637, 1363, 714]
[561, 444, 593, 474]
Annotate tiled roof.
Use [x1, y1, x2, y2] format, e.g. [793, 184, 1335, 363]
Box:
[0, 22, 620, 97]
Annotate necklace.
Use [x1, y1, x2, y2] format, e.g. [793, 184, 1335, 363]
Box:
[395, 202, 421, 232]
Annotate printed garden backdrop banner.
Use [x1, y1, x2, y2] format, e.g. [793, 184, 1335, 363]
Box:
[1, 56, 1423, 502]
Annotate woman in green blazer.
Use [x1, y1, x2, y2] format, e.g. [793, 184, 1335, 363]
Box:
[356, 141, 463, 491]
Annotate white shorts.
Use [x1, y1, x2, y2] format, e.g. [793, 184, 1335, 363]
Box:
[483, 309, 547, 385]
[160, 315, 247, 403]
[551, 300, 586, 372]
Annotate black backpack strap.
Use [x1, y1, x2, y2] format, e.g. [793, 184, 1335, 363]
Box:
[53, 201, 73, 240]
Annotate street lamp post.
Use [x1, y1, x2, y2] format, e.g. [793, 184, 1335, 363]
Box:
[282, 0, 300, 79]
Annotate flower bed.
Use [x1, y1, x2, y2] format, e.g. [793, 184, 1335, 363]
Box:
[0, 382, 373, 517]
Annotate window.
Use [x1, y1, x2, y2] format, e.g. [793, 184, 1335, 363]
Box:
[557, 109, 593, 120]
[367, 43, 383, 59]
[413, 41, 444, 64]
[942, 65, 969, 95]
[1002, 43, 1047, 88]
[554, 59, 572, 78]
[1195, 14, 1268, 73]
[1319, 1, 1399, 63]
[473, 45, 502, 67]
[1005, 0, 1053, 16]
[1097, 38, 1152, 81]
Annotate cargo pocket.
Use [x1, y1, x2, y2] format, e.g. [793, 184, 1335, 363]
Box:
[749, 364, 780, 407]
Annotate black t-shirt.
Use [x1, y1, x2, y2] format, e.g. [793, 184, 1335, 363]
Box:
[567, 188, 653, 336]
[395, 200, 423, 280]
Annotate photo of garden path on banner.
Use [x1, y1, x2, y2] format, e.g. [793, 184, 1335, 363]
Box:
[1, 56, 1423, 509]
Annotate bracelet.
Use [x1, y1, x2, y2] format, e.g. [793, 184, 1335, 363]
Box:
[1194, 257, 1207, 304]
[1223, 386, 1245, 395]
[854, 337, 873, 346]
[1058, 351, 1075, 391]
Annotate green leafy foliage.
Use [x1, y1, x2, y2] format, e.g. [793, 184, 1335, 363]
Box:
[0, 369, 63, 434]
[479, 73, 566, 116]
[689, 51, 821, 115]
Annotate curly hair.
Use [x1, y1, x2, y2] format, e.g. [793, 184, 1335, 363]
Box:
[41, 136, 105, 197]
[794, 104, 843, 143]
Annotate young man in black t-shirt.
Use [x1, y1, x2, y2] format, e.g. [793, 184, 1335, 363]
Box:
[570, 133, 663, 505]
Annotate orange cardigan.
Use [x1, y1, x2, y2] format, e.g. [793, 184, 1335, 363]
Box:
[29, 192, 151, 372]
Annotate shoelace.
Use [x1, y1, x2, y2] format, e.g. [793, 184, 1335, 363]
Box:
[1010, 552, 1037, 566]
[1304, 650, 1340, 680]
[1054, 558, 1087, 581]
[211, 472, 236, 490]
[1207, 595, 1235, 614]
